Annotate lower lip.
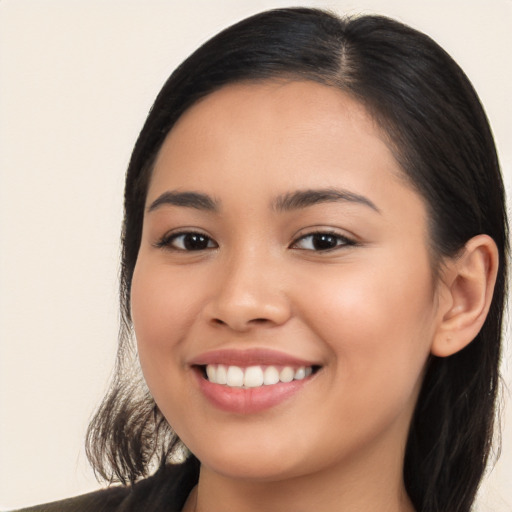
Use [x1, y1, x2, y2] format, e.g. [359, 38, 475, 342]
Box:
[194, 369, 311, 414]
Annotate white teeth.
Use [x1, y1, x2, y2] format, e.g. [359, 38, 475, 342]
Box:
[206, 365, 217, 382]
[263, 366, 280, 385]
[279, 366, 294, 383]
[226, 366, 244, 387]
[294, 366, 306, 380]
[216, 364, 227, 385]
[205, 364, 314, 388]
[244, 366, 264, 387]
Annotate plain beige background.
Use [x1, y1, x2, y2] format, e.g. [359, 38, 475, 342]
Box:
[0, 0, 510, 509]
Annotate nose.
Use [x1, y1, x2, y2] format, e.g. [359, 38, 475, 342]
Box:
[203, 249, 292, 332]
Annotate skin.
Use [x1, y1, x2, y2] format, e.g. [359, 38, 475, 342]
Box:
[130, 80, 461, 512]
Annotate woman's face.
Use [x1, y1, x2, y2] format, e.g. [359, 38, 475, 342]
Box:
[131, 81, 444, 481]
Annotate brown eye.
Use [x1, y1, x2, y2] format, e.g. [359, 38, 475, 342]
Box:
[293, 232, 355, 251]
[159, 232, 217, 251]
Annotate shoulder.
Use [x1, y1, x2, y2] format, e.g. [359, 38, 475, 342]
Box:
[10, 457, 200, 512]
[10, 486, 129, 512]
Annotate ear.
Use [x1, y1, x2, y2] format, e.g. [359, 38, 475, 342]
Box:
[431, 234, 499, 357]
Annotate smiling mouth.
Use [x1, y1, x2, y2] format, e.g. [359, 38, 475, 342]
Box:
[197, 364, 321, 388]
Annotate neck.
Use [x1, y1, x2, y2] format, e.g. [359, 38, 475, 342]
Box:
[183, 437, 415, 512]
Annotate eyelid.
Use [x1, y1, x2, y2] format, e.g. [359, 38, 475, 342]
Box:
[153, 227, 356, 252]
[154, 229, 218, 251]
[290, 229, 357, 251]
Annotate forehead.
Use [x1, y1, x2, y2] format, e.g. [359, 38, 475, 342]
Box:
[167, 80, 384, 149]
[149, 80, 407, 195]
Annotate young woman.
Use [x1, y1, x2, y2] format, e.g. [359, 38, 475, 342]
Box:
[18, 7, 508, 512]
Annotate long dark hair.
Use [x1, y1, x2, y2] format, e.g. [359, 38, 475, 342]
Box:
[86, 8, 508, 512]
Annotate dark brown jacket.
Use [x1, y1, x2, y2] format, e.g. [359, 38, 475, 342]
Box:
[13, 458, 199, 512]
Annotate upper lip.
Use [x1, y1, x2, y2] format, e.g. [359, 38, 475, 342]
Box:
[189, 348, 320, 368]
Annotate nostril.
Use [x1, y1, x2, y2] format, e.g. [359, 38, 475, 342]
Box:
[204, 291, 291, 331]
[211, 317, 269, 327]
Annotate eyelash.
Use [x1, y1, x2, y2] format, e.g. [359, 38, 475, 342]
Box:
[291, 231, 356, 252]
[155, 231, 217, 251]
[155, 230, 356, 253]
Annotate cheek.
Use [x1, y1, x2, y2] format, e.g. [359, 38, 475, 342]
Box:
[130, 259, 204, 429]
[130, 260, 197, 376]
[297, 256, 436, 404]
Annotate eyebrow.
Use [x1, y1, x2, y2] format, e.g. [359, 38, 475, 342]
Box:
[147, 187, 379, 215]
[147, 191, 219, 212]
[272, 188, 380, 213]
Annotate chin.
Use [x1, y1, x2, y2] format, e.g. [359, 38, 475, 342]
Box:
[202, 455, 303, 482]
[187, 434, 310, 482]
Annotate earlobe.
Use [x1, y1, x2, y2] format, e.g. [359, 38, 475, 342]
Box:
[431, 235, 499, 358]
